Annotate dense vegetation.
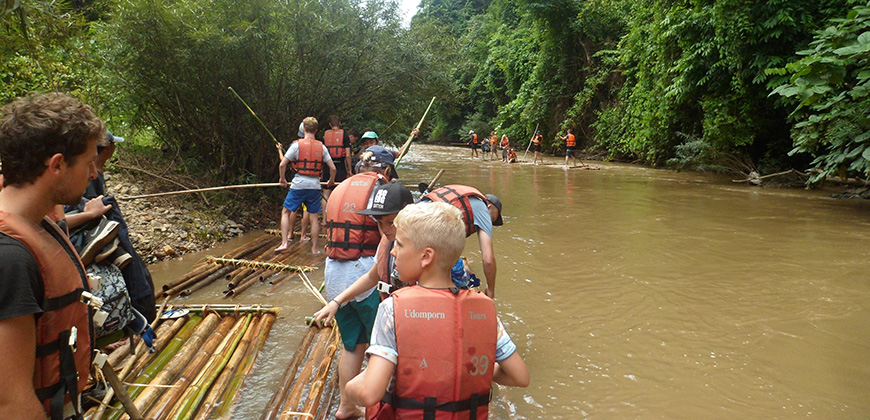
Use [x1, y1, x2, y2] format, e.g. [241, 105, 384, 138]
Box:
[3, 0, 870, 185]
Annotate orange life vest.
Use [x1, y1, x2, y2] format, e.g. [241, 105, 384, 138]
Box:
[324, 128, 347, 159]
[490, 135, 497, 146]
[366, 287, 496, 420]
[566, 133, 576, 147]
[500, 136, 509, 148]
[532, 134, 542, 146]
[471, 133, 478, 144]
[325, 172, 385, 260]
[423, 185, 487, 237]
[292, 138, 324, 177]
[0, 212, 93, 419]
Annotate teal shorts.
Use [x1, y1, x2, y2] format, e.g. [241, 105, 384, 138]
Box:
[334, 291, 380, 351]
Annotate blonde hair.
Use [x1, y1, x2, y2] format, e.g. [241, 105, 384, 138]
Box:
[302, 117, 318, 134]
[394, 202, 465, 271]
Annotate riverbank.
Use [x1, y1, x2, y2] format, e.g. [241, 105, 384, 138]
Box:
[104, 148, 279, 263]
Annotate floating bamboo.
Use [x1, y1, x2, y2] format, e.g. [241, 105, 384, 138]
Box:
[261, 326, 320, 420]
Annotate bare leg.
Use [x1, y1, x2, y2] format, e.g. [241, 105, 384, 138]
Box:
[310, 212, 322, 255]
[300, 210, 311, 241]
[275, 207, 297, 252]
[336, 344, 367, 419]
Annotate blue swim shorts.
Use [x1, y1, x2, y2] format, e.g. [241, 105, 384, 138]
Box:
[283, 189, 322, 213]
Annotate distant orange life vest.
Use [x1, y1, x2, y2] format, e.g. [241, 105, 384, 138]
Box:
[500, 136, 509, 148]
[293, 138, 324, 177]
[0, 212, 93, 419]
[323, 128, 347, 159]
[566, 133, 576, 147]
[471, 133, 478, 144]
[532, 134, 542, 146]
[366, 287, 497, 420]
[423, 185, 487, 237]
[325, 172, 385, 260]
[490, 135, 497, 146]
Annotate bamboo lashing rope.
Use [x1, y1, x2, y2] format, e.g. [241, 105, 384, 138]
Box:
[205, 256, 316, 272]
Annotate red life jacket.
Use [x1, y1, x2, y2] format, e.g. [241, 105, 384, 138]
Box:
[324, 128, 347, 159]
[325, 172, 385, 260]
[532, 134, 542, 146]
[500, 136, 509, 148]
[490, 135, 497, 146]
[367, 287, 497, 420]
[471, 133, 478, 144]
[293, 138, 324, 177]
[423, 185, 487, 237]
[0, 212, 93, 419]
[566, 133, 576, 147]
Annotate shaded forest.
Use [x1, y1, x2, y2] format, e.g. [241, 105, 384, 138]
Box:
[3, 0, 870, 185]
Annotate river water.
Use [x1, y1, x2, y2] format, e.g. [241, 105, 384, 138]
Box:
[150, 144, 870, 419]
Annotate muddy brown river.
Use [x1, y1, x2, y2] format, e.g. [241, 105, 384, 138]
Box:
[150, 144, 870, 419]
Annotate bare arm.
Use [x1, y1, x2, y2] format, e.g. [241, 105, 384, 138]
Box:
[0, 315, 46, 420]
[492, 352, 529, 387]
[312, 262, 380, 327]
[278, 157, 291, 187]
[65, 195, 112, 230]
[346, 355, 395, 407]
[343, 148, 352, 175]
[326, 160, 337, 188]
[477, 230, 497, 299]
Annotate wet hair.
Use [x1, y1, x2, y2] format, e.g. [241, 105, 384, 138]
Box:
[329, 115, 340, 128]
[0, 92, 105, 187]
[302, 116, 318, 134]
[394, 202, 465, 271]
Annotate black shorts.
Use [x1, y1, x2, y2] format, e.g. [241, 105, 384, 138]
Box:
[471, 143, 479, 150]
[566, 147, 576, 157]
[532, 144, 542, 152]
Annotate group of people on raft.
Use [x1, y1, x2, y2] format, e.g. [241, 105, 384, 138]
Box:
[469, 128, 581, 168]
[277, 115, 530, 418]
[0, 90, 528, 420]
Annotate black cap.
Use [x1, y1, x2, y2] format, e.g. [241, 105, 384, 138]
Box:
[357, 182, 414, 216]
[485, 194, 503, 226]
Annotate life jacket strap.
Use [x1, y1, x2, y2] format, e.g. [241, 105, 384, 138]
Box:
[35, 330, 82, 420]
[383, 390, 491, 415]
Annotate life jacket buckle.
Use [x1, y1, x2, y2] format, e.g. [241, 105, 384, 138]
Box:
[79, 290, 104, 310]
[93, 310, 109, 327]
[377, 281, 393, 294]
[68, 326, 78, 353]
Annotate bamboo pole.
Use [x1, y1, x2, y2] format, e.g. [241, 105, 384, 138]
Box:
[142, 316, 236, 419]
[119, 182, 425, 201]
[394, 96, 436, 168]
[279, 327, 334, 419]
[261, 326, 320, 420]
[109, 316, 203, 420]
[207, 257, 316, 273]
[299, 328, 340, 417]
[425, 169, 445, 192]
[166, 314, 253, 420]
[313, 363, 340, 420]
[122, 316, 197, 384]
[99, 359, 145, 420]
[207, 313, 276, 419]
[521, 123, 540, 162]
[118, 314, 220, 420]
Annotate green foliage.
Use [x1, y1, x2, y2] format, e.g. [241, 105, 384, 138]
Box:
[771, 3, 870, 183]
[101, 0, 439, 181]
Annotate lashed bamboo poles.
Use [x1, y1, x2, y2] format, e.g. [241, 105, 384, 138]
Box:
[142, 316, 236, 419]
[117, 314, 222, 420]
[261, 326, 320, 420]
[277, 327, 337, 420]
[298, 328, 341, 417]
[165, 314, 253, 420]
[106, 316, 203, 420]
[203, 313, 276, 419]
[314, 364, 340, 420]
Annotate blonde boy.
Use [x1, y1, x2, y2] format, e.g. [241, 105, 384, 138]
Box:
[346, 202, 529, 419]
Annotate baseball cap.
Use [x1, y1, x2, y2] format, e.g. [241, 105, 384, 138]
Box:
[106, 130, 125, 144]
[357, 182, 414, 216]
[485, 194, 503, 226]
[361, 131, 379, 140]
[297, 122, 305, 138]
[360, 145, 399, 179]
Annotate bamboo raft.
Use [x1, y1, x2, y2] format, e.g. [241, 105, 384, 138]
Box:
[87, 228, 344, 419]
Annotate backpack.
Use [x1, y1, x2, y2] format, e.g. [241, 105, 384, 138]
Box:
[87, 262, 134, 339]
